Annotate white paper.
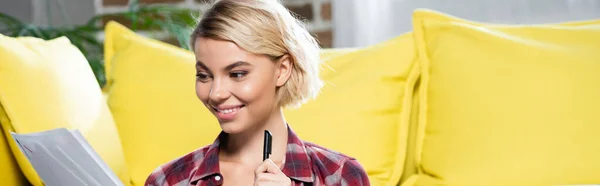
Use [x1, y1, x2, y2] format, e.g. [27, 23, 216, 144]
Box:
[10, 128, 124, 186]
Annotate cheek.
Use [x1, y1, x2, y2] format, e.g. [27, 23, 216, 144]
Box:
[235, 77, 276, 103]
[196, 82, 210, 102]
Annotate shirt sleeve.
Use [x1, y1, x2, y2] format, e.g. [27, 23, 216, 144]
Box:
[340, 159, 370, 186]
[144, 177, 157, 186]
[144, 167, 165, 186]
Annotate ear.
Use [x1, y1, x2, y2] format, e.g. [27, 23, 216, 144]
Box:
[275, 54, 293, 87]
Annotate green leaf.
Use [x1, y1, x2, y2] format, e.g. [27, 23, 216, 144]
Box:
[28, 26, 51, 39]
[0, 12, 25, 30]
[128, 0, 140, 30]
[64, 29, 102, 47]
[66, 36, 89, 55]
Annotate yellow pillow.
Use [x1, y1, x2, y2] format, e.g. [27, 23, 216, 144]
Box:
[284, 33, 419, 186]
[0, 35, 131, 185]
[410, 9, 600, 186]
[400, 10, 600, 185]
[103, 21, 221, 186]
[0, 121, 27, 186]
[399, 78, 421, 185]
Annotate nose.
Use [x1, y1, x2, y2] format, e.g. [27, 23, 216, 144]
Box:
[208, 78, 230, 103]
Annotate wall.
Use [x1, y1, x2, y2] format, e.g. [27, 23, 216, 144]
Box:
[0, 0, 95, 27]
[6, 0, 598, 49]
[333, 0, 600, 48]
[0, 0, 33, 24]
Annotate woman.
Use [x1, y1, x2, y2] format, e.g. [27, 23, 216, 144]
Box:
[145, 0, 370, 185]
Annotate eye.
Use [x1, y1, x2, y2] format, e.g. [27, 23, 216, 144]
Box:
[196, 72, 212, 82]
[230, 71, 248, 79]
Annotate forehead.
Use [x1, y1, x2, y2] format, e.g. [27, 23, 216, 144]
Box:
[194, 37, 250, 64]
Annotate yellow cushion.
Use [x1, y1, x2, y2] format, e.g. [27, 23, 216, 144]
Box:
[0, 119, 27, 186]
[410, 9, 600, 186]
[399, 78, 421, 185]
[401, 10, 600, 185]
[103, 21, 221, 186]
[0, 35, 131, 185]
[284, 33, 419, 186]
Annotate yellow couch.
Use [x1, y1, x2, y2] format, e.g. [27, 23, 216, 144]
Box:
[1, 9, 600, 186]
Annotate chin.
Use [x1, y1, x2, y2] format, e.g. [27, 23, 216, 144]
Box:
[219, 120, 248, 134]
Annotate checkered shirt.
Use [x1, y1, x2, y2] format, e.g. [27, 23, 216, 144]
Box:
[144, 125, 370, 186]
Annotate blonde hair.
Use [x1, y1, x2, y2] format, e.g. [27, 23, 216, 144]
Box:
[191, 0, 323, 108]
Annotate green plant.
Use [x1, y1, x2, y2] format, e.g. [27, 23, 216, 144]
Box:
[0, 0, 200, 87]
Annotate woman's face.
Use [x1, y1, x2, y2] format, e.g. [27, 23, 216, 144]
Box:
[194, 37, 291, 134]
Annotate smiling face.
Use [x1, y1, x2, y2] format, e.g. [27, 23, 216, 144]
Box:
[194, 37, 292, 134]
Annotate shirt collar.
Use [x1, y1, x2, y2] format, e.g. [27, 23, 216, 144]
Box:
[188, 132, 223, 184]
[281, 126, 314, 183]
[188, 125, 315, 184]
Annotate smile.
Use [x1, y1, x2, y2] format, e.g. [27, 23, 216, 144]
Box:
[214, 105, 244, 114]
[212, 105, 245, 121]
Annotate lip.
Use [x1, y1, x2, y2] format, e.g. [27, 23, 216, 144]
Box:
[211, 104, 245, 121]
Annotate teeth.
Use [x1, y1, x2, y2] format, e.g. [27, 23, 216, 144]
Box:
[217, 106, 241, 114]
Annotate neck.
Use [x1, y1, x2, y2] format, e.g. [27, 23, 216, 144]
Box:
[220, 108, 289, 167]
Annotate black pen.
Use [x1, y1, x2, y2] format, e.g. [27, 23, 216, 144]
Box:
[263, 130, 272, 161]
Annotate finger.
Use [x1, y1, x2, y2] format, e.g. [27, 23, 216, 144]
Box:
[254, 172, 278, 182]
[262, 159, 282, 174]
[254, 159, 282, 175]
[254, 160, 268, 175]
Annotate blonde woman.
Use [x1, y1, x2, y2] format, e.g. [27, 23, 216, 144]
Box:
[145, 0, 370, 185]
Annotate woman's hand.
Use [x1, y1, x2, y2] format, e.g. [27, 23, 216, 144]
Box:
[254, 159, 292, 186]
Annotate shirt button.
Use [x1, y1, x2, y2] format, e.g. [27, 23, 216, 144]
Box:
[214, 175, 221, 181]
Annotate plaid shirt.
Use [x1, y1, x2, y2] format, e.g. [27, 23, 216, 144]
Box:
[145, 125, 370, 186]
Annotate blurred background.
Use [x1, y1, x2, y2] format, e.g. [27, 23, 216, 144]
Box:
[1, 0, 600, 85]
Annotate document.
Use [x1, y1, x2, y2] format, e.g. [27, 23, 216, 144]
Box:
[10, 128, 123, 186]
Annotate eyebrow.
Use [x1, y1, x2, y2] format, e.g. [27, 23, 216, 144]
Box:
[196, 61, 208, 70]
[225, 61, 251, 71]
[196, 61, 252, 72]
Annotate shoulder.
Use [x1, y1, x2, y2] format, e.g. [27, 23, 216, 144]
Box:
[144, 145, 210, 186]
[303, 142, 370, 186]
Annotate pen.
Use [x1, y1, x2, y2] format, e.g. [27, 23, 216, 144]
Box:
[263, 130, 272, 161]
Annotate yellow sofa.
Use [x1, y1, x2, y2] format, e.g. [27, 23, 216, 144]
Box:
[1, 9, 600, 186]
